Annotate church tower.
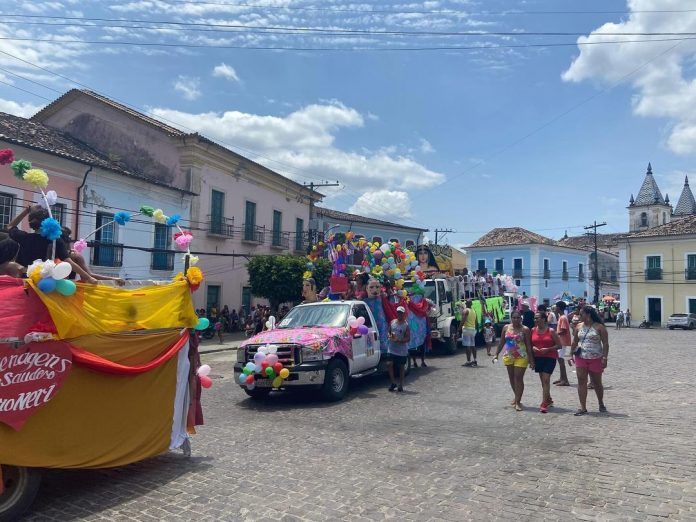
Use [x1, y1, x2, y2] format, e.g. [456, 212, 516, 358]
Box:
[673, 175, 696, 218]
[627, 163, 673, 232]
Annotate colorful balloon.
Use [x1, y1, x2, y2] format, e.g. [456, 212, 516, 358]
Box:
[272, 376, 283, 388]
[37, 277, 56, 293]
[195, 317, 210, 330]
[197, 364, 211, 377]
[55, 279, 76, 296]
[273, 362, 283, 374]
[266, 353, 279, 365]
[52, 261, 72, 280]
[200, 375, 213, 389]
[238, 374, 247, 384]
[279, 368, 290, 379]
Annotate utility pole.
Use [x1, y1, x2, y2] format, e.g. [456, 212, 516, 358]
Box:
[584, 220, 607, 305]
[304, 181, 340, 244]
[434, 228, 453, 245]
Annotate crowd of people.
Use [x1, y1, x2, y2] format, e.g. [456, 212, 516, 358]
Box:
[493, 301, 610, 416]
[458, 267, 507, 298]
[196, 303, 290, 344]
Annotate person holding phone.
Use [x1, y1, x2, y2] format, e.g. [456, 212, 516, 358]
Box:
[571, 306, 609, 416]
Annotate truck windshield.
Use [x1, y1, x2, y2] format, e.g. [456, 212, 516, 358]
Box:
[403, 281, 437, 302]
[277, 304, 350, 329]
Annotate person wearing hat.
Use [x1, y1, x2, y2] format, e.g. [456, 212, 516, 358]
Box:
[388, 305, 411, 392]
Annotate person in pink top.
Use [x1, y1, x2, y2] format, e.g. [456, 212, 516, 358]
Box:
[553, 301, 572, 387]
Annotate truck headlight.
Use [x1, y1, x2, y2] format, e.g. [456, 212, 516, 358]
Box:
[301, 346, 323, 362]
[236, 347, 247, 363]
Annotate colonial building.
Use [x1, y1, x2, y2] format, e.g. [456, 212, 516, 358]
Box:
[0, 111, 194, 281]
[467, 227, 590, 304]
[557, 232, 622, 297]
[313, 207, 427, 250]
[31, 89, 313, 314]
[619, 164, 696, 324]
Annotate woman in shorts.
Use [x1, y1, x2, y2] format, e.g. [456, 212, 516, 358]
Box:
[531, 311, 562, 413]
[493, 310, 533, 411]
[571, 305, 609, 415]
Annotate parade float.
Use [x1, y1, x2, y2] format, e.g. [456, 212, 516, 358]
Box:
[0, 149, 207, 519]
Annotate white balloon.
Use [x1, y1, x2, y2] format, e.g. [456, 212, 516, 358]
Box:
[267, 344, 278, 354]
[51, 261, 72, 280]
[197, 364, 211, 377]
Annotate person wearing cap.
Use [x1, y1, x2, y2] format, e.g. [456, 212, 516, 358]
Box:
[388, 305, 410, 392]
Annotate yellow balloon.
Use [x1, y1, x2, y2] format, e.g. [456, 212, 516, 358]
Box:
[272, 376, 283, 388]
[279, 368, 290, 379]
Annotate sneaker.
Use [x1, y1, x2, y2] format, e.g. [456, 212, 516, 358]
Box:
[540, 402, 548, 413]
[397, 386, 404, 392]
[471, 361, 478, 367]
[463, 361, 473, 367]
[389, 384, 397, 392]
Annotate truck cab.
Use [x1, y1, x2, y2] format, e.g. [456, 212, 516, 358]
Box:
[406, 277, 460, 354]
[235, 300, 383, 401]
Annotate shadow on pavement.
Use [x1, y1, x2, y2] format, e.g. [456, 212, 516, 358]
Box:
[25, 454, 214, 521]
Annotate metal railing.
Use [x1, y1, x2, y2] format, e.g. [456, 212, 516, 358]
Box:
[578, 272, 585, 282]
[90, 242, 124, 268]
[243, 224, 265, 243]
[271, 231, 290, 249]
[645, 268, 663, 281]
[512, 268, 523, 279]
[543, 269, 551, 280]
[295, 231, 310, 253]
[207, 215, 234, 237]
[151, 252, 174, 271]
[562, 271, 569, 281]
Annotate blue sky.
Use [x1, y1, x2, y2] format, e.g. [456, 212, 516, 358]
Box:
[1, 0, 695, 246]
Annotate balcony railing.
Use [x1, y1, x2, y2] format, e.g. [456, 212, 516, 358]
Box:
[543, 269, 551, 280]
[512, 268, 523, 279]
[243, 224, 265, 243]
[151, 251, 174, 271]
[294, 231, 310, 253]
[578, 272, 585, 282]
[685, 268, 696, 281]
[271, 231, 290, 249]
[645, 268, 663, 281]
[90, 242, 124, 268]
[207, 215, 234, 238]
[562, 271, 569, 281]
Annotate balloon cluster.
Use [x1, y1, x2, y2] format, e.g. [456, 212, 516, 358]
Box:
[197, 364, 213, 389]
[27, 260, 77, 296]
[348, 315, 368, 336]
[238, 345, 291, 390]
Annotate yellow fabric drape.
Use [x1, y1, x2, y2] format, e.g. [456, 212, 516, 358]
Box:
[29, 279, 198, 340]
[0, 330, 181, 469]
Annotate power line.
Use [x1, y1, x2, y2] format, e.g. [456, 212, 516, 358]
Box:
[7, 13, 696, 36]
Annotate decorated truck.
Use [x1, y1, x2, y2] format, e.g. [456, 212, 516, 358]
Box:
[405, 277, 460, 354]
[235, 299, 421, 402]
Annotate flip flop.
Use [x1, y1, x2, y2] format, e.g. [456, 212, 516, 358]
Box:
[574, 409, 588, 416]
[553, 379, 561, 385]
[555, 381, 570, 387]
[515, 404, 523, 412]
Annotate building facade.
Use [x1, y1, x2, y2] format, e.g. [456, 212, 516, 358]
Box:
[618, 215, 696, 324]
[313, 207, 427, 250]
[467, 227, 590, 304]
[33, 89, 313, 314]
[1, 112, 192, 283]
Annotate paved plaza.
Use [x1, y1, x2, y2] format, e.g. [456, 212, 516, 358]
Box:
[23, 328, 696, 521]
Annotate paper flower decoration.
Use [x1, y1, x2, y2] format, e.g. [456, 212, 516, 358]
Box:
[39, 260, 56, 279]
[186, 266, 204, 286]
[11, 159, 31, 180]
[139, 205, 155, 217]
[303, 270, 313, 279]
[73, 239, 88, 253]
[188, 255, 199, 266]
[39, 217, 62, 241]
[26, 260, 44, 283]
[39, 190, 58, 209]
[153, 209, 166, 224]
[166, 214, 181, 226]
[23, 168, 49, 189]
[114, 211, 131, 225]
[0, 149, 15, 165]
[175, 232, 193, 250]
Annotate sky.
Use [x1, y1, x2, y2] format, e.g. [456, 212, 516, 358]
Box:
[1, 0, 696, 247]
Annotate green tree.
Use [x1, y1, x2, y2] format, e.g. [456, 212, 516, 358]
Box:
[247, 255, 331, 312]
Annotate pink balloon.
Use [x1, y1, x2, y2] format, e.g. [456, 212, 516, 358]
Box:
[200, 375, 213, 389]
[355, 317, 365, 326]
[266, 353, 279, 365]
[197, 364, 211, 377]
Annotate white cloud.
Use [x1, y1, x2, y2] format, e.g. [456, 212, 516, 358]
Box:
[212, 63, 241, 83]
[0, 98, 44, 117]
[148, 101, 444, 212]
[562, 1, 696, 155]
[173, 75, 201, 100]
[419, 138, 435, 154]
[349, 190, 413, 220]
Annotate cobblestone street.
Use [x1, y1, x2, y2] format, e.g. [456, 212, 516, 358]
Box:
[23, 328, 696, 521]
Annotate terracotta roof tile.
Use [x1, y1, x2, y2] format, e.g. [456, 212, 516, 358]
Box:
[469, 227, 557, 248]
[627, 214, 696, 238]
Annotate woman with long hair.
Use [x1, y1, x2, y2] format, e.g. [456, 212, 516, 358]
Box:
[531, 310, 562, 413]
[571, 306, 609, 415]
[493, 310, 533, 411]
[416, 245, 440, 273]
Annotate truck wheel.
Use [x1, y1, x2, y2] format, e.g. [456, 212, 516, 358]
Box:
[321, 359, 349, 402]
[243, 387, 272, 400]
[0, 465, 41, 522]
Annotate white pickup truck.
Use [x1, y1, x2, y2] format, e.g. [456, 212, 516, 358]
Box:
[234, 300, 408, 401]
